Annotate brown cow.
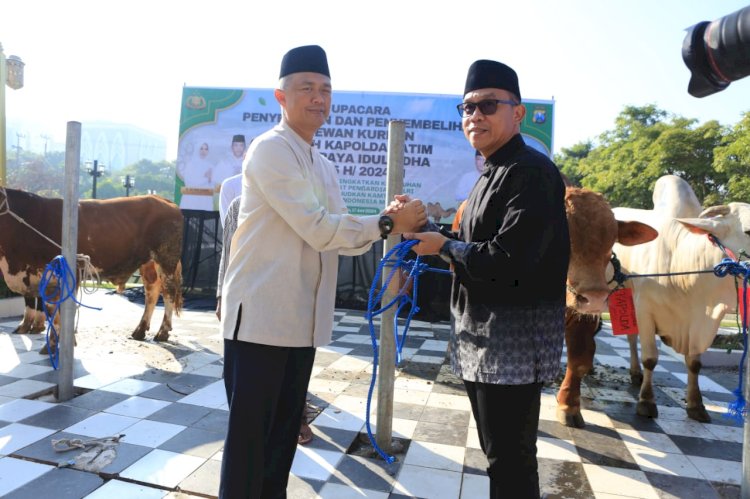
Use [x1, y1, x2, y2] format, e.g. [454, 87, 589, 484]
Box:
[0, 188, 183, 351]
[557, 187, 657, 428]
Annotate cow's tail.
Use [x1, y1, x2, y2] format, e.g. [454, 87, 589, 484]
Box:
[165, 261, 183, 316]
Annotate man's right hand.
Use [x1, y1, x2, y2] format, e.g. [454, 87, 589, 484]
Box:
[391, 199, 427, 234]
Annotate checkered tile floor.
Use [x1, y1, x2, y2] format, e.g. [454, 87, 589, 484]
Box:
[0, 292, 745, 498]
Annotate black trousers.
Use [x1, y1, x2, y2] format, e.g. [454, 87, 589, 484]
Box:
[219, 339, 316, 499]
[464, 380, 543, 499]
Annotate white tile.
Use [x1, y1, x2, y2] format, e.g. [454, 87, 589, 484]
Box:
[105, 396, 171, 418]
[120, 449, 204, 488]
[654, 418, 715, 439]
[179, 351, 222, 373]
[594, 354, 630, 369]
[460, 473, 489, 499]
[583, 464, 659, 499]
[0, 399, 55, 422]
[420, 340, 448, 352]
[393, 464, 462, 499]
[99, 378, 160, 396]
[465, 427, 481, 449]
[64, 412, 139, 438]
[326, 355, 371, 372]
[588, 388, 637, 403]
[616, 429, 682, 454]
[318, 482, 388, 498]
[393, 388, 429, 406]
[368, 417, 418, 440]
[120, 420, 186, 448]
[83, 479, 167, 499]
[0, 379, 55, 398]
[0, 363, 53, 378]
[313, 406, 365, 432]
[337, 333, 368, 342]
[403, 441, 464, 472]
[307, 378, 351, 397]
[0, 423, 56, 455]
[75, 372, 126, 390]
[410, 355, 445, 365]
[190, 363, 224, 378]
[289, 446, 343, 481]
[657, 405, 690, 421]
[705, 423, 744, 443]
[425, 392, 472, 411]
[579, 410, 614, 428]
[628, 447, 703, 478]
[670, 372, 731, 394]
[0, 456, 54, 496]
[317, 345, 353, 356]
[393, 377, 434, 392]
[537, 437, 580, 462]
[687, 455, 741, 484]
[179, 380, 226, 408]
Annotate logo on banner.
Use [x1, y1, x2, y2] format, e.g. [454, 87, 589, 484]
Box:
[532, 108, 546, 124]
[609, 288, 638, 335]
[186, 95, 206, 110]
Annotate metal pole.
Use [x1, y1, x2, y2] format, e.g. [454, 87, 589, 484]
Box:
[91, 160, 98, 199]
[0, 44, 7, 186]
[58, 121, 81, 402]
[376, 120, 405, 453]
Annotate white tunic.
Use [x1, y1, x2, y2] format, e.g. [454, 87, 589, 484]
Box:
[221, 122, 381, 347]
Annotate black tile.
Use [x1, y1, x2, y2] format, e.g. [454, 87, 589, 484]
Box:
[606, 409, 665, 432]
[328, 454, 400, 492]
[392, 401, 424, 421]
[193, 409, 229, 432]
[570, 424, 639, 469]
[7, 467, 103, 499]
[645, 471, 722, 498]
[305, 426, 358, 453]
[539, 458, 595, 498]
[165, 373, 216, 395]
[63, 390, 129, 411]
[538, 419, 573, 441]
[463, 447, 488, 476]
[419, 406, 470, 426]
[287, 474, 325, 498]
[147, 401, 212, 426]
[0, 374, 18, 387]
[19, 404, 95, 430]
[411, 420, 468, 446]
[139, 383, 189, 402]
[131, 368, 182, 384]
[159, 426, 224, 458]
[670, 434, 743, 462]
[709, 481, 741, 499]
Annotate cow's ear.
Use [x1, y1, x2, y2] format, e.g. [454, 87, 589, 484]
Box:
[676, 217, 728, 238]
[617, 221, 658, 246]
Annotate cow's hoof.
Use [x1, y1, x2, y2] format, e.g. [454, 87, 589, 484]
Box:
[636, 400, 658, 418]
[153, 330, 170, 342]
[131, 328, 146, 341]
[687, 405, 711, 423]
[39, 343, 53, 355]
[630, 372, 643, 387]
[557, 408, 585, 428]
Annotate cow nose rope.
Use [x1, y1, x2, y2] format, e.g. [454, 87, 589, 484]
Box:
[365, 239, 451, 463]
[39, 256, 102, 369]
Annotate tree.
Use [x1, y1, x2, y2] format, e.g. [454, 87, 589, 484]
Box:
[714, 111, 750, 203]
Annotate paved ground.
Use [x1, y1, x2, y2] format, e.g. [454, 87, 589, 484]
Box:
[0, 289, 746, 498]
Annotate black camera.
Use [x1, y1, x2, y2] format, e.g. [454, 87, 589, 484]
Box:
[682, 5, 750, 97]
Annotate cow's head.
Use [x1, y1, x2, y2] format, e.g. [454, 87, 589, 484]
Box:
[677, 202, 750, 260]
[565, 188, 658, 314]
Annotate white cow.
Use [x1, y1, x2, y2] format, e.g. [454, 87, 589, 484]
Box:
[613, 175, 750, 422]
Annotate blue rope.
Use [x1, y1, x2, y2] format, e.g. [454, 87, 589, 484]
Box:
[39, 256, 101, 369]
[365, 239, 451, 463]
[713, 258, 750, 422]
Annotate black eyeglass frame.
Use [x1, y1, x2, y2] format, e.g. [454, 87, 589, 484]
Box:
[457, 99, 519, 118]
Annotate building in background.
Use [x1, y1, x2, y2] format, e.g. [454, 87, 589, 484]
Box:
[7, 120, 167, 169]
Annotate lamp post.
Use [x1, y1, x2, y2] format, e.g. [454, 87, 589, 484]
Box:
[0, 43, 25, 186]
[85, 160, 106, 199]
[121, 174, 135, 196]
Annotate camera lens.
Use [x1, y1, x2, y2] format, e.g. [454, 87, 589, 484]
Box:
[682, 5, 750, 98]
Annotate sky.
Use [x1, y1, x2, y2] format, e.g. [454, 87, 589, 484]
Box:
[2, 0, 749, 161]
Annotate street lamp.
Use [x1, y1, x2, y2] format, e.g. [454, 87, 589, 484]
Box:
[0, 43, 25, 186]
[121, 174, 135, 196]
[85, 160, 106, 199]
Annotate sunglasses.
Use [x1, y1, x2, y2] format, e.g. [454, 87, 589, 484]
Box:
[456, 99, 518, 118]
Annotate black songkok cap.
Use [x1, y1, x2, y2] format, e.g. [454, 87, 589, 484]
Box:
[463, 60, 521, 100]
[232, 134, 245, 144]
[279, 45, 330, 78]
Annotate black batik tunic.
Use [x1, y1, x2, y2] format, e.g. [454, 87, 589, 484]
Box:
[439, 134, 570, 385]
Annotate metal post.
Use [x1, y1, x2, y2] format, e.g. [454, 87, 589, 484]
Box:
[376, 120, 406, 453]
[58, 121, 81, 402]
[91, 160, 99, 199]
[0, 45, 6, 186]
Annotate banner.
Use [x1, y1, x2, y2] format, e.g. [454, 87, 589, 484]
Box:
[175, 87, 554, 223]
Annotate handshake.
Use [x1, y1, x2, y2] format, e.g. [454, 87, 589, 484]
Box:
[383, 194, 428, 235]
